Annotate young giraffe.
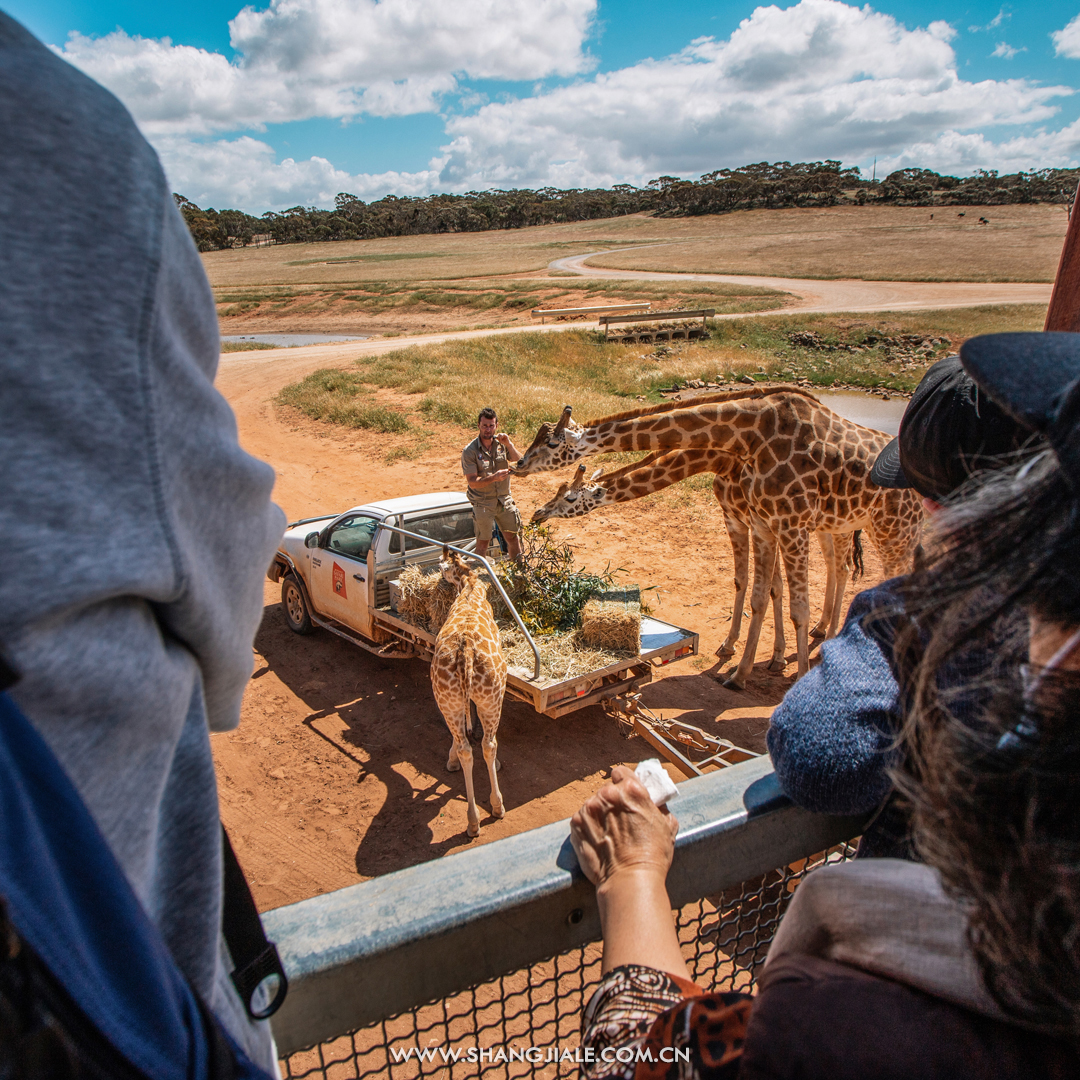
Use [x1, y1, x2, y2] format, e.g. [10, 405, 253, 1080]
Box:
[532, 450, 863, 684]
[515, 388, 923, 688]
[430, 547, 507, 837]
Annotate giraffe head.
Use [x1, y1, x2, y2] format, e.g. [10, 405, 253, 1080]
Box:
[439, 546, 472, 592]
[531, 464, 607, 522]
[511, 406, 585, 475]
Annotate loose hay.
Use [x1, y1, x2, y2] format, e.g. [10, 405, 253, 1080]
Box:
[499, 627, 635, 681]
[395, 565, 457, 633]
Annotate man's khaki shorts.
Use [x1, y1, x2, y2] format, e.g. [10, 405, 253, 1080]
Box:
[472, 497, 522, 542]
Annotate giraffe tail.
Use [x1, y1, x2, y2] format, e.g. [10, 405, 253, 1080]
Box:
[460, 639, 476, 716]
[850, 530, 865, 581]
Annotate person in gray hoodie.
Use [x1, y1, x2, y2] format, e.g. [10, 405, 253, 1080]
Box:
[0, 12, 285, 1071]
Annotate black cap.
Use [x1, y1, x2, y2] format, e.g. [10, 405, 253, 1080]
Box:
[959, 333, 1080, 491]
[869, 355, 1033, 501]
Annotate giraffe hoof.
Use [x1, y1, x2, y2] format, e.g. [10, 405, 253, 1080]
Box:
[721, 673, 746, 691]
[467, 821, 480, 838]
[715, 644, 735, 659]
[810, 627, 827, 640]
[491, 802, 505, 819]
[447, 757, 461, 772]
[767, 658, 787, 673]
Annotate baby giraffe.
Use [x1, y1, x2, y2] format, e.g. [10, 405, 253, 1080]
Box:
[430, 547, 507, 837]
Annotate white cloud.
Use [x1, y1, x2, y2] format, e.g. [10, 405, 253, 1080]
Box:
[156, 135, 441, 209]
[970, 8, 1010, 32]
[55, 0, 597, 135]
[1053, 13, 1080, 58]
[876, 120, 1080, 176]
[991, 41, 1024, 59]
[436, 0, 1070, 190]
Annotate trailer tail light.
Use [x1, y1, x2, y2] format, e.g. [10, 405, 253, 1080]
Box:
[659, 645, 694, 666]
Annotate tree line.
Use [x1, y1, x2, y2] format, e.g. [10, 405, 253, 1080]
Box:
[175, 161, 1080, 251]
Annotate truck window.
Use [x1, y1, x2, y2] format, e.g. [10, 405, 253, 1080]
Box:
[326, 515, 380, 560]
[388, 509, 475, 554]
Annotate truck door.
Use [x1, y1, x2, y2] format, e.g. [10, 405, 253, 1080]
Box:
[310, 513, 379, 635]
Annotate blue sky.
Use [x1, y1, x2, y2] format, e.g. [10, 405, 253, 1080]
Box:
[11, 0, 1080, 212]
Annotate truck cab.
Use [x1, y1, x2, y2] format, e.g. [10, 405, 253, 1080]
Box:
[270, 492, 476, 641]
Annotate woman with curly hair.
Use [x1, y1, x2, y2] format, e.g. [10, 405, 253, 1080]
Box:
[571, 332, 1080, 1079]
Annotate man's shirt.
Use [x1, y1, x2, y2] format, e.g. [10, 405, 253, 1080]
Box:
[461, 436, 512, 506]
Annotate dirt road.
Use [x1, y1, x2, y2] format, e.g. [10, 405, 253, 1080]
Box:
[548, 249, 1053, 313]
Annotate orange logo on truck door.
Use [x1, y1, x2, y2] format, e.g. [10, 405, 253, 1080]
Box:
[332, 562, 348, 598]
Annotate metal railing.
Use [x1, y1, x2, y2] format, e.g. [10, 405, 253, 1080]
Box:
[266, 758, 866, 1076]
[374, 522, 541, 681]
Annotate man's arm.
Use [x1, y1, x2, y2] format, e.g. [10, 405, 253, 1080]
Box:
[767, 583, 904, 815]
[496, 433, 522, 463]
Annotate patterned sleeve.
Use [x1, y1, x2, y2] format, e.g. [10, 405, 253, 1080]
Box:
[580, 965, 752, 1080]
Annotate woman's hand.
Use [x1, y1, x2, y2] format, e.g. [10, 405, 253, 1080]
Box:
[570, 765, 678, 889]
[571, 766, 688, 978]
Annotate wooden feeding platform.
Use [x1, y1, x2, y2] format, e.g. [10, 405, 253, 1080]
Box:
[531, 302, 651, 324]
[600, 308, 715, 344]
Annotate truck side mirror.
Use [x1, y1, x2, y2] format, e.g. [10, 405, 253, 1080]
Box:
[304, 531, 320, 549]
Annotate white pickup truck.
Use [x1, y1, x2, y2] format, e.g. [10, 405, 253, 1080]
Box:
[267, 491, 698, 718]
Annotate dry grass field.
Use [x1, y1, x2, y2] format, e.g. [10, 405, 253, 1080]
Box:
[587, 204, 1067, 282]
[203, 203, 1065, 289]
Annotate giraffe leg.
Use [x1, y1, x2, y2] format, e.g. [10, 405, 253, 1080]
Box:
[766, 561, 787, 672]
[453, 722, 481, 837]
[777, 530, 812, 680]
[717, 508, 749, 659]
[811, 532, 835, 639]
[476, 694, 505, 820]
[825, 533, 853, 639]
[724, 520, 778, 690]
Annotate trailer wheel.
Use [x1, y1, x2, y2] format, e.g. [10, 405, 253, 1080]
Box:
[281, 574, 315, 635]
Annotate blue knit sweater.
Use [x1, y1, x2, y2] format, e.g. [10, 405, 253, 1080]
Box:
[767, 580, 908, 855]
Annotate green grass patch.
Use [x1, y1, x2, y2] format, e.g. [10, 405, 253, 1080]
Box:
[220, 340, 279, 351]
[700, 304, 1047, 392]
[274, 305, 1048, 459]
[276, 370, 410, 433]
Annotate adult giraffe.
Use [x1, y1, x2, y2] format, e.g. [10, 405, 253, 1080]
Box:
[532, 449, 864, 687]
[514, 388, 923, 688]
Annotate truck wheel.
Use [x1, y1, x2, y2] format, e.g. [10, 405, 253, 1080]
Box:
[282, 575, 315, 635]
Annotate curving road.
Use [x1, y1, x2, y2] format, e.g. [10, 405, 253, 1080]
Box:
[547, 248, 1053, 315]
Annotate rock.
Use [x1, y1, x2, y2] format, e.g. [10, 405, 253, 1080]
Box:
[738, 374, 756, 385]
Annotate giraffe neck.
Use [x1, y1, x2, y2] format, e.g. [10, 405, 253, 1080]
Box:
[574, 402, 758, 463]
[601, 448, 729, 503]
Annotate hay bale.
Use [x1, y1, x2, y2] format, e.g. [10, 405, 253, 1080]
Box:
[396, 565, 457, 632]
[426, 576, 457, 632]
[579, 590, 641, 653]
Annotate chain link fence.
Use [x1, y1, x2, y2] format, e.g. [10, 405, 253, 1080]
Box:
[279, 842, 857, 1080]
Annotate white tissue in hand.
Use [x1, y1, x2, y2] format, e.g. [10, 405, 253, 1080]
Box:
[635, 759, 679, 806]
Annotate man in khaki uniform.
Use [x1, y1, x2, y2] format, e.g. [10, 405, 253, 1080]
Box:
[461, 407, 523, 560]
